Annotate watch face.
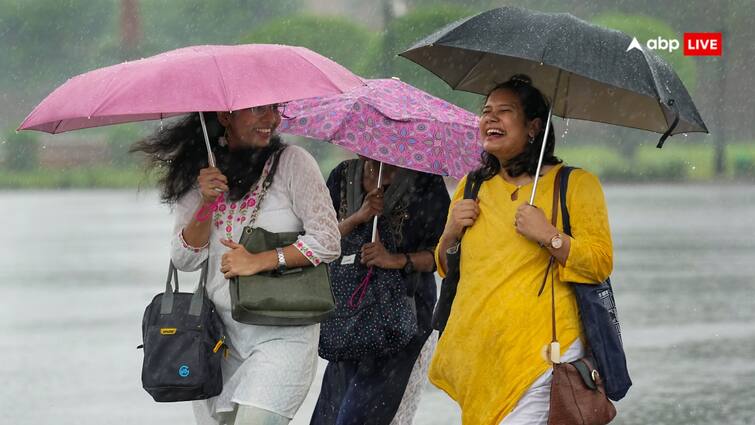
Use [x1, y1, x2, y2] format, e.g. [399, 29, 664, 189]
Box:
[551, 235, 563, 249]
[403, 258, 414, 274]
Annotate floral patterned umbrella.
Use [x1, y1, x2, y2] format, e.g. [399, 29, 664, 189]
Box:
[280, 78, 482, 179]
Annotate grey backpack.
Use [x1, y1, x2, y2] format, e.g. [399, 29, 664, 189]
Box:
[139, 260, 226, 402]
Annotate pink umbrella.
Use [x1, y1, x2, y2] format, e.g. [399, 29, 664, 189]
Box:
[19, 44, 363, 134]
[280, 78, 482, 304]
[280, 78, 482, 180]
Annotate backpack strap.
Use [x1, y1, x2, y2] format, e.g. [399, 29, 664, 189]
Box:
[454, 172, 483, 242]
[463, 171, 483, 200]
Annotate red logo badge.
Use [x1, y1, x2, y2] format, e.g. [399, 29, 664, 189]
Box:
[683, 33, 723, 56]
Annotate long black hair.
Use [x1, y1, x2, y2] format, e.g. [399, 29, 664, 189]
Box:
[131, 112, 284, 204]
[471, 74, 561, 182]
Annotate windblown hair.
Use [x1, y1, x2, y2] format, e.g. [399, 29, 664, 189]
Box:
[471, 74, 561, 182]
[130, 112, 284, 204]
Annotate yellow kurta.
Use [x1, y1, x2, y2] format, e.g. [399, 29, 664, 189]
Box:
[430, 164, 613, 425]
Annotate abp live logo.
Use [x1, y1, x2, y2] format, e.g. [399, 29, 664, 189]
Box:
[627, 32, 722, 56]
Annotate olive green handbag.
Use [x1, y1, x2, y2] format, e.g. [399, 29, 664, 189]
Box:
[230, 227, 335, 325]
[228, 147, 335, 326]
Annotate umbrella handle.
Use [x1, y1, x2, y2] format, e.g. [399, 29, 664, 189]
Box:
[199, 111, 216, 168]
[529, 70, 561, 206]
[529, 101, 556, 205]
[370, 162, 384, 242]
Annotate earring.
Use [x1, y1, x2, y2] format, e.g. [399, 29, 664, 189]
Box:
[528, 136, 535, 144]
[218, 128, 229, 147]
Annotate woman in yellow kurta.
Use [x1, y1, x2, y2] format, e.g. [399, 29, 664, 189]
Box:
[431, 74, 613, 425]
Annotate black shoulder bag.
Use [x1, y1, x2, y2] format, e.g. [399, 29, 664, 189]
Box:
[139, 260, 226, 402]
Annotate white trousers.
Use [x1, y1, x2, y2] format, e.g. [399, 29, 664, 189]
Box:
[499, 339, 585, 425]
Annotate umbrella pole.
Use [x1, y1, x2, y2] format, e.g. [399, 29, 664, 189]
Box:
[371, 161, 384, 243]
[199, 111, 216, 168]
[528, 105, 554, 205]
[529, 70, 562, 206]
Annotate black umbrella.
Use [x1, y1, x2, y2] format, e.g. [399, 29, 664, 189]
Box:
[400, 6, 708, 200]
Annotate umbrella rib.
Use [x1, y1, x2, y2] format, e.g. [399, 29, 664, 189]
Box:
[451, 50, 492, 89]
[291, 47, 356, 94]
[210, 54, 232, 111]
[328, 98, 359, 144]
[88, 62, 129, 119]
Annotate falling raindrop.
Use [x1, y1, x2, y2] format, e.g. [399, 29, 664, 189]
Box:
[560, 118, 570, 140]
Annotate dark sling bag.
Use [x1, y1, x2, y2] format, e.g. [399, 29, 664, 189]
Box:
[431, 174, 482, 336]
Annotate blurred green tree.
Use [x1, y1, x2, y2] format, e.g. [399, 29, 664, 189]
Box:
[3, 130, 39, 171]
[0, 0, 114, 96]
[137, 0, 301, 56]
[241, 14, 377, 75]
[373, 4, 481, 112]
[106, 124, 145, 168]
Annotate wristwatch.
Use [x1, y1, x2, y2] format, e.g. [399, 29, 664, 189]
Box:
[402, 253, 415, 275]
[549, 233, 563, 250]
[275, 247, 287, 274]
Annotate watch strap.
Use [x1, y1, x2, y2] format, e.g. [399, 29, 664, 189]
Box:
[402, 253, 414, 274]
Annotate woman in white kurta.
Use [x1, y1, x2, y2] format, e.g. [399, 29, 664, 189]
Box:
[134, 105, 340, 425]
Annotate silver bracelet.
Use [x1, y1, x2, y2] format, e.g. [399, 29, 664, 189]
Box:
[275, 247, 287, 273]
[446, 240, 461, 255]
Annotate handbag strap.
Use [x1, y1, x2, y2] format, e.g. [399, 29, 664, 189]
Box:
[538, 167, 565, 347]
[244, 146, 287, 229]
[161, 259, 209, 316]
[550, 168, 564, 346]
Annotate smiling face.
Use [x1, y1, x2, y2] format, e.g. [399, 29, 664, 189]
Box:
[480, 88, 541, 163]
[218, 104, 281, 150]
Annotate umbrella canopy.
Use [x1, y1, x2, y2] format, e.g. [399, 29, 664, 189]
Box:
[399, 6, 707, 147]
[18, 44, 364, 134]
[279, 78, 482, 179]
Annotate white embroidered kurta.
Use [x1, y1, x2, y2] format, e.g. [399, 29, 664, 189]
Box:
[170, 145, 340, 421]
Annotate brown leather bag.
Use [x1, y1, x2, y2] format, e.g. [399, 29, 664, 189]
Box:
[549, 357, 616, 425]
[545, 168, 616, 425]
